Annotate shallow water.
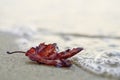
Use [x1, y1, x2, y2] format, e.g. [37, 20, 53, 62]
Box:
[1, 0, 120, 35]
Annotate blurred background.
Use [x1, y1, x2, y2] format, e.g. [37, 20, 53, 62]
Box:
[0, 0, 120, 35]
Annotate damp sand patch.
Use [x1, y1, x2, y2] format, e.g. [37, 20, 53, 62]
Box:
[0, 31, 115, 80]
[0, 26, 120, 80]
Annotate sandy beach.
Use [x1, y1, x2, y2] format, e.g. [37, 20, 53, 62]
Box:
[0, 32, 116, 80]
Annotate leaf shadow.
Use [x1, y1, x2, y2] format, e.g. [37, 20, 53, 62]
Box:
[25, 61, 72, 70]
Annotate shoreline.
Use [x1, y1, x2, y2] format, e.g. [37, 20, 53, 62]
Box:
[0, 31, 117, 80]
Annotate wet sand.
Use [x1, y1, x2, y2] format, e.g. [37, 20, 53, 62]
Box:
[0, 32, 117, 80]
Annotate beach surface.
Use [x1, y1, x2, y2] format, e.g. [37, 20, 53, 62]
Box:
[0, 32, 115, 80]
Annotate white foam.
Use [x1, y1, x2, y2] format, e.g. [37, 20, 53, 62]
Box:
[73, 42, 120, 78]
